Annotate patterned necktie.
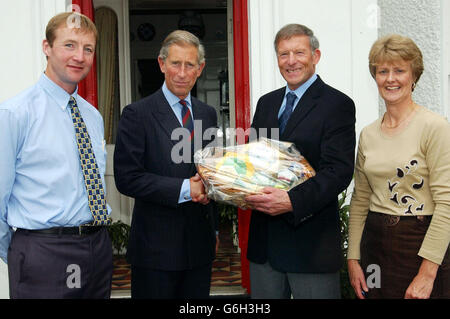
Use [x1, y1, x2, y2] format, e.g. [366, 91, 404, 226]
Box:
[180, 99, 194, 140]
[68, 97, 110, 226]
[279, 92, 297, 135]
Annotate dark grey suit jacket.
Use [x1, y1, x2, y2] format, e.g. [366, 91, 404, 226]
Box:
[247, 76, 356, 273]
[114, 88, 218, 271]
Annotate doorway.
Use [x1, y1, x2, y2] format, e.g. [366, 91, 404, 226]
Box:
[106, 0, 245, 297]
[129, 0, 231, 138]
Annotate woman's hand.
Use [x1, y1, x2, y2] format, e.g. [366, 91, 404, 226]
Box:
[348, 259, 369, 299]
[404, 259, 438, 299]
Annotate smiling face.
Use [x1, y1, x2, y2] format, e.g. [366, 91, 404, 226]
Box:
[43, 26, 96, 94]
[375, 59, 415, 106]
[158, 43, 205, 100]
[276, 35, 320, 91]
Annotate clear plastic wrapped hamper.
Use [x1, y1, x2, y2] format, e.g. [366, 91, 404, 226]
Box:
[194, 137, 316, 209]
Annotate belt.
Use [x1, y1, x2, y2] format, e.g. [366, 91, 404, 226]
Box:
[17, 225, 104, 236]
[369, 211, 432, 226]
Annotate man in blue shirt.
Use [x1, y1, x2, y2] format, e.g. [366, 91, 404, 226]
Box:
[0, 12, 112, 298]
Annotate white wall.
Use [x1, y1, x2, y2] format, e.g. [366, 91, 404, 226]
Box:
[0, 0, 69, 103]
[247, 0, 379, 140]
[378, 0, 448, 117]
[0, 0, 69, 299]
[442, 0, 450, 120]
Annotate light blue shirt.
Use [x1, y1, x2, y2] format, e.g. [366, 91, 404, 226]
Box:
[161, 82, 193, 204]
[0, 73, 110, 263]
[277, 73, 318, 119]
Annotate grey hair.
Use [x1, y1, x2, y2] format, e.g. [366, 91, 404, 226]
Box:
[159, 30, 205, 65]
[274, 24, 320, 53]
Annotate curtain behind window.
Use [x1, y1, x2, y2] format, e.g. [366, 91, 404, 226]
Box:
[95, 7, 119, 144]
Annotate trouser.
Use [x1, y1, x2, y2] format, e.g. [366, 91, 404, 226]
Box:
[131, 263, 212, 299]
[8, 227, 113, 299]
[250, 261, 341, 299]
[361, 211, 450, 299]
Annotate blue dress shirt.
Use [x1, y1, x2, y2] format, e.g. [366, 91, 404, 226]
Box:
[161, 82, 194, 204]
[277, 74, 318, 119]
[0, 73, 110, 263]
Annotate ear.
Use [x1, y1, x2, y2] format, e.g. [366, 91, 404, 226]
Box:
[157, 56, 166, 74]
[42, 39, 50, 58]
[197, 61, 206, 77]
[312, 49, 321, 65]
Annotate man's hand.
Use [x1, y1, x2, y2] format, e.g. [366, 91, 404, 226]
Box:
[245, 187, 293, 216]
[190, 173, 209, 205]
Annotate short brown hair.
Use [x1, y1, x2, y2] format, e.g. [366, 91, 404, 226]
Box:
[274, 24, 320, 53]
[46, 12, 97, 47]
[369, 34, 424, 84]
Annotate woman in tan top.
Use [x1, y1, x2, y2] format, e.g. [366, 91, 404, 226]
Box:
[347, 34, 450, 299]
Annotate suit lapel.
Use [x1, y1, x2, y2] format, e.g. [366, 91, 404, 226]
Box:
[271, 89, 285, 129]
[152, 89, 183, 147]
[281, 76, 324, 139]
[191, 98, 206, 124]
[253, 88, 284, 133]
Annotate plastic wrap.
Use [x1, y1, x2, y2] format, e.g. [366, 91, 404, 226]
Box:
[194, 137, 316, 209]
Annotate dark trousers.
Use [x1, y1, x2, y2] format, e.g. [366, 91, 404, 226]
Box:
[8, 228, 113, 299]
[361, 211, 450, 299]
[131, 263, 212, 299]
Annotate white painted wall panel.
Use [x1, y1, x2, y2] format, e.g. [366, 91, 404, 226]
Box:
[248, 0, 379, 139]
[0, 0, 68, 103]
[379, 0, 445, 116]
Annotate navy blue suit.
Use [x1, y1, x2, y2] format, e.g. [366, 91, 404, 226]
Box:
[247, 76, 356, 274]
[114, 88, 218, 298]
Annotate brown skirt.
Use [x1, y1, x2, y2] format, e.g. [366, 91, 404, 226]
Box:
[360, 211, 450, 299]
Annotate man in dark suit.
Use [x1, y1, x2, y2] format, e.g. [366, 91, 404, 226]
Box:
[113, 30, 219, 299]
[245, 24, 356, 299]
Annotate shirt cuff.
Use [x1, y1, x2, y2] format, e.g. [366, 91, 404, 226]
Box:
[178, 179, 192, 203]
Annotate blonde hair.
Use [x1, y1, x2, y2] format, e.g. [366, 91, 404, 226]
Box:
[369, 34, 424, 86]
[46, 12, 97, 47]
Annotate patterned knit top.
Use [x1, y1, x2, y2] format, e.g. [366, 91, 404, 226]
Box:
[348, 105, 450, 265]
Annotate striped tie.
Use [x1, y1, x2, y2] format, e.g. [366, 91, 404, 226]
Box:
[180, 99, 194, 140]
[68, 97, 111, 226]
[279, 92, 297, 135]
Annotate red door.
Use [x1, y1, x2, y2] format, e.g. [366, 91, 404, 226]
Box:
[72, 0, 98, 109]
[232, 0, 252, 294]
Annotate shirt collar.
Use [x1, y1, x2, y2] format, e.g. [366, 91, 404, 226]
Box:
[162, 82, 192, 107]
[38, 73, 79, 110]
[284, 73, 318, 100]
